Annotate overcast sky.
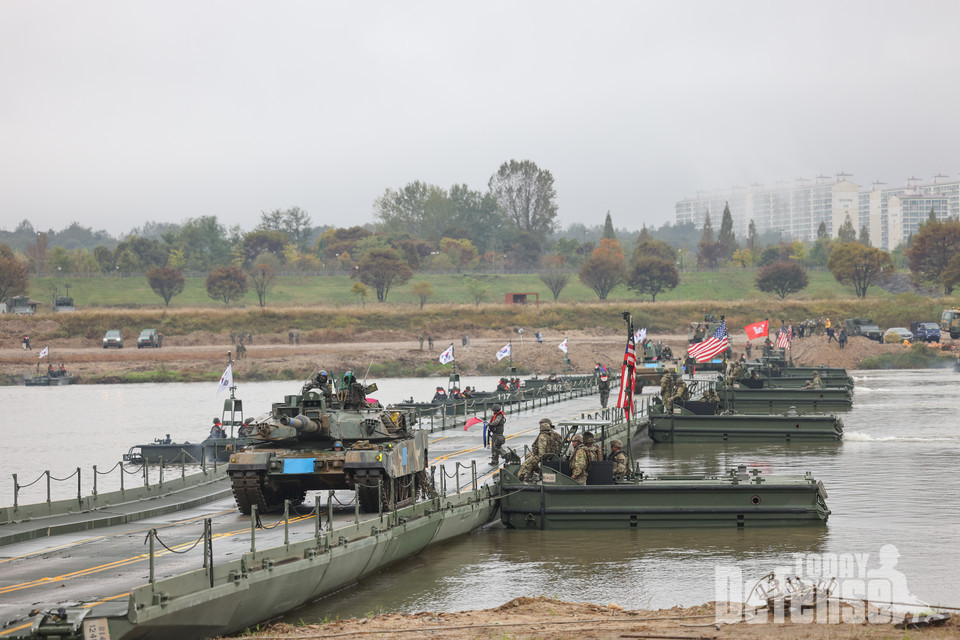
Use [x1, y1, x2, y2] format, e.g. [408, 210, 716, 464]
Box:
[2, 1, 959, 236]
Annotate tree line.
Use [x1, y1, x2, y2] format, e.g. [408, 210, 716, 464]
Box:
[3, 162, 960, 308]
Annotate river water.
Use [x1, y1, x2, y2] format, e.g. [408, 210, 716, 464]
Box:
[2, 370, 958, 614]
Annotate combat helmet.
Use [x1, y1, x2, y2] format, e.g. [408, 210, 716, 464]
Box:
[539, 417, 553, 431]
[492, 404, 502, 412]
[582, 431, 595, 445]
[610, 439, 623, 449]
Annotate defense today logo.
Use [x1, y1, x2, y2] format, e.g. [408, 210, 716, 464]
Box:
[714, 545, 927, 623]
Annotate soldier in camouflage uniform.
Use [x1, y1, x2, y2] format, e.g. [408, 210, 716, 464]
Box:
[571, 431, 603, 485]
[729, 360, 745, 380]
[802, 371, 824, 390]
[607, 439, 628, 480]
[671, 378, 689, 408]
[487, 404, 507, 466]
[517, 418, 564, 481]
[660, 371, 675, 411]
[565, 434, 582, 462]
[597, 375, 611, 408]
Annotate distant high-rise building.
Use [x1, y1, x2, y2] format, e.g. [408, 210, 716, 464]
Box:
[675, 175, 858, 244]
[677, 174, 960, 250]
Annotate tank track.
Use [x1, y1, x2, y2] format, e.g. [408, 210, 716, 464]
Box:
[231, 471, 267, 515]
[231, 471, 308, 515]
[357, 482, 381, 513]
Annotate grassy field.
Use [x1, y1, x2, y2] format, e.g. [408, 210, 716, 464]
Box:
[10, 270, 956, 342]
[31, 268, 896, 310]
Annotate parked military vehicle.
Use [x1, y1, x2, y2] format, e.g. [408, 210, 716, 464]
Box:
[227, 371, 430, 514]
[686, 313, 723, 344]
[941, 308, 960, 340]
[844, 318, 883, 342]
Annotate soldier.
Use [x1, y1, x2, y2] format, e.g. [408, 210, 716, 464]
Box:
[745, 341, 752, 358]
[597, 374, 610, 408]
[802, 371, 824, 390]
[660, 371, 675, 411]
[209, 418, 226, 439]
[607, 439, 628, 480]
[305, 369, 335, 407]
[487, 404, 507, 466]
[671, 378, 689, 408]
[517, 418, 564, 481]
[341, 371, 368, 409]
[571, 431, 603, 484]
[565, 434, 582, 462]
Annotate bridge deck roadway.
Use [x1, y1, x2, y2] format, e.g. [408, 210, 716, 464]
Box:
[0, 395, 610, 636]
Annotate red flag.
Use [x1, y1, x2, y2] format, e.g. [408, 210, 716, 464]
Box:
[744, 320, 769, 339]
[463, 416, 484, 431]
[616, 328, 637, 420]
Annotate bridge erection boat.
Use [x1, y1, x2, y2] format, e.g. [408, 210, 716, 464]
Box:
[646, 400, 844, 443]
[498, 461, 830, 529]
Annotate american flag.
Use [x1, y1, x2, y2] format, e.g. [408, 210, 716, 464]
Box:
[687, 320, 728, 363]
[777, 330, 790, 349]
[616, 324, 637, 420]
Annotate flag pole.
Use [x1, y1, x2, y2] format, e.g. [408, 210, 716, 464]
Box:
[621, 310, 634, 474]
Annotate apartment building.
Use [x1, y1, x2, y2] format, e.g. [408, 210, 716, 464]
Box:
[675, 175, 858, 243]
[677, 174, 960, 250]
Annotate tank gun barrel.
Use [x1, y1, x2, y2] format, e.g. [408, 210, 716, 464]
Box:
[279, 414, 322, 434]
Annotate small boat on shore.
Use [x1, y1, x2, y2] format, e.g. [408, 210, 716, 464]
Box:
[24, 370, 75, 386]
[646, 401, 843, 443]
[24, 356, 75, 386]
[498, 461, 830, 529]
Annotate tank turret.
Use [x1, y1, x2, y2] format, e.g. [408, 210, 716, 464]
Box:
[227, 373, 429, 515]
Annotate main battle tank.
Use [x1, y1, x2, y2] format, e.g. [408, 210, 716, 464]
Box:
[227, 370, 430, 514]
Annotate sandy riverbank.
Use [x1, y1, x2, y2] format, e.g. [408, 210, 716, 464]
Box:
[1, 324, 949, 384]
[216, 596, 957, 639]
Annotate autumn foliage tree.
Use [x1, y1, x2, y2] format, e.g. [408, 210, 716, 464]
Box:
[0, 245, 29, 303]
[146, 266, 185, 306]
[627, 256, 679, 302]
[905, 218, 960, 292]
[755, 261, 809, 300]
[826, 242, 892, 298]
[359, 248, 412, 302]
[579, 238, 625, 300]
[411, 281, 434, 309]
[206, 265, 248, 305]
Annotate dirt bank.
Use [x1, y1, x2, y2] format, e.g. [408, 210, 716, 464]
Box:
[217, 596, 957, 639]
[0, 326, 953, 383]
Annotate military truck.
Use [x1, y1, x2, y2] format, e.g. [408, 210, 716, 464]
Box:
[687, 313, 722, 344]
[227, 372, 430, 514]
[941, 309, 960, 339]
[844, 318, 883, 342]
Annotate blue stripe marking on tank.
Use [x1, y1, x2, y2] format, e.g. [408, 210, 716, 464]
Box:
[402, 447, 407, 466]
[283, 458, 315, 473]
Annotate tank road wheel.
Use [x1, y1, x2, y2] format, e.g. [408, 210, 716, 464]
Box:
[230, 471, 286, 514]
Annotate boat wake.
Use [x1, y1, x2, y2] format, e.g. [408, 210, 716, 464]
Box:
[844, 431, 954, 443]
